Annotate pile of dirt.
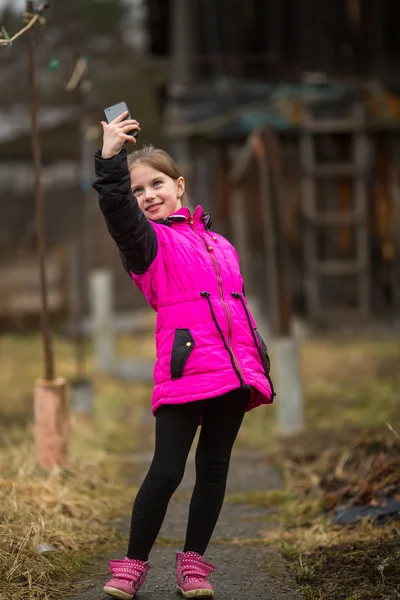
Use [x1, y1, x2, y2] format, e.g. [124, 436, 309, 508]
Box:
[319, 436, 400, 511]
[283, 433, 400, 512]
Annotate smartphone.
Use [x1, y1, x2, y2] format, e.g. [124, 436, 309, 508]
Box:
[104, 101, 139, 138]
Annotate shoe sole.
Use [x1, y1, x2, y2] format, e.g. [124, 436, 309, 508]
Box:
[176, 585, 214, 598]
[103, 585, 134, 600]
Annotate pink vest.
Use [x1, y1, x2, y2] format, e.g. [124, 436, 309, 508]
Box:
[131, 205, 274, 414]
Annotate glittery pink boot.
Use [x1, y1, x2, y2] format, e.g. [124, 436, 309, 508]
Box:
[176, 551, 215, 598]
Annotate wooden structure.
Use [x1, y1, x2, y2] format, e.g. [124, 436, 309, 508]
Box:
[230, 128, 304, 433]
[151, 0, 400, 324]
[1, 1, 400, 327]
[300, 103, 371, 321]
[148, 0, 400, 82]
[230, 128, 292, 336]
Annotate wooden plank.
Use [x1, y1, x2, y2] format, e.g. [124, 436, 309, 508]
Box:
[311, 260, 367, 276]
[310, 307, 370, 326]
[0, 258, 62, 288]
[266, 0, 283, 68]
[352, 110, 371, 315]
[256, 135, 280, 334]
[230, 186, 254, 296]
[303, 117, 360, 133]
[230, 131, 257, 182]
[262, 130, 293, 337]
[305, 162, 355, 177]
[300, 129, 319, 316]
[389, 138, 400, 309]
[303, 210, 362, 225]
[214, 145, 232, 240]
[0, 290, 64, 314]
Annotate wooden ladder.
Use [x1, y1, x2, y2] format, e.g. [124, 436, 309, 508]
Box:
[300, 103, 371, 322]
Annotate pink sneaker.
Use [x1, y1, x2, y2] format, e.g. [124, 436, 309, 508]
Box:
[176, 551, 215, 598]
[103, 557, 151, 599]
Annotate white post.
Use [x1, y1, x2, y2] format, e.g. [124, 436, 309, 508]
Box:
[248, 298, 304, 434]
[274, 336, 304, 434]
[89, 269, 116, 374]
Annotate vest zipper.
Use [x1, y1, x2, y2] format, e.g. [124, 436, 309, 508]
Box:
[189, 216, 244, 379]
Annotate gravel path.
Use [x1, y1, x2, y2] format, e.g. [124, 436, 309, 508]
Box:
[73, 444, 301, 600]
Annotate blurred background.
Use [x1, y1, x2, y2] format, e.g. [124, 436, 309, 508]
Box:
[1, 0, 399, 331]
[1, 3, 400, 600]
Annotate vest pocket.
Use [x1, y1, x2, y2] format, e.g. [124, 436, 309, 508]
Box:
[255, 330, 271, 375]
[170, 328, 195, 379]
[255, 330, 276, 398]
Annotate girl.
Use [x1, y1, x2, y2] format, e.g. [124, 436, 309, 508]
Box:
[94, 111, 275, 600]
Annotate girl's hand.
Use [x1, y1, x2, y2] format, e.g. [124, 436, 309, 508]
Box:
[100, 111, 140, 159]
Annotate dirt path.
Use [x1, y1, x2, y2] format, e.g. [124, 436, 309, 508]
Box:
[74, 437, 301, 600]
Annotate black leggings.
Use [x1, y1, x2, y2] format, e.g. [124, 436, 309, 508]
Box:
[127, 388, 249, 561]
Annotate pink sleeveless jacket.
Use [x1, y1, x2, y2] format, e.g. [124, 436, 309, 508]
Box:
[94, 149, 274, 415]
[132, 205, 274, 414]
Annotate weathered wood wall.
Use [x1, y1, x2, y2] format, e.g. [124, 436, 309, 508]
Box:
[148, 0, 400, 82]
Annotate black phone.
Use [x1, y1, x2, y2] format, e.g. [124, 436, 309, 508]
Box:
[104, 101, 139, 139]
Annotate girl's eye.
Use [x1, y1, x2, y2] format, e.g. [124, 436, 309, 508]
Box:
[132, 188, 142, 195]
[154, 180, 162, 188]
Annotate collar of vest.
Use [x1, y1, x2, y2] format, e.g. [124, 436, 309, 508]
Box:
[154, 205, 212, 230]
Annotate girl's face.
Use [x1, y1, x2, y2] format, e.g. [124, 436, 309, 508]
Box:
[130, 162, 185, 221]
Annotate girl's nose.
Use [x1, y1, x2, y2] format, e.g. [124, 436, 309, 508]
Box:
[144, 189, 156, 201]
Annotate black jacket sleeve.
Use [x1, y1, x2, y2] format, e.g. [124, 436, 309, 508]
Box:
[93, 149, 158, 275]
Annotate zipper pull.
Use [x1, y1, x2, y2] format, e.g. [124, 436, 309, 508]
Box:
[189, 215, 194, 227]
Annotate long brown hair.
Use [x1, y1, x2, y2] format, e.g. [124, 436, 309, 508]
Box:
[127, 145, 187, 205]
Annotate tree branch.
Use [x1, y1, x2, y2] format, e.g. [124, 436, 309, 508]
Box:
[0, 3, 48, 47]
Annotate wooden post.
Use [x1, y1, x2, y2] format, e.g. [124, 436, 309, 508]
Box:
[192, 143, 213, 213]
[166, 0, 193, 179]
[230, 126, 304, 434]
[256, 130, 304, 434]
[214, 145, 233, 240]
[263, 132, 293, 337]
[230, 186, 252, 293]
[229, 140, 269, 335]
[389, 138, 400, 311]
[253, 132, 280, 333]
[300, 124, 319, 318]
[353, 105, 371, 316]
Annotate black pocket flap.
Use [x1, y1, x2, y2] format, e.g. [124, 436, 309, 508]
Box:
[170, 329, 195, 379]
[255, 330, 271, 375]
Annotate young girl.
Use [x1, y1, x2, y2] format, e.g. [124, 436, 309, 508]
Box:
[94, 111, 275, 599]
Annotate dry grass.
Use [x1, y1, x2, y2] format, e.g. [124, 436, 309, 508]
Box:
[0, 447, 134, 599]
[239, 335, 400, 450]
[1, 329, 400, 600]
[237, 334, 400, 600]
[0, 332, 153, 600]
[279, 507, 400, 600]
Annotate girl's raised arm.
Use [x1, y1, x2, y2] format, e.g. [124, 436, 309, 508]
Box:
[93, 146, 158, 277]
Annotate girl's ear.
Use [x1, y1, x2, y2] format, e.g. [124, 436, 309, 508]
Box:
[176, 176, 185, 199]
